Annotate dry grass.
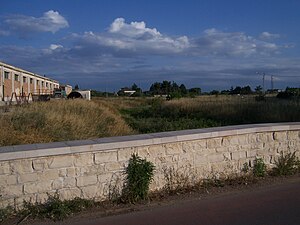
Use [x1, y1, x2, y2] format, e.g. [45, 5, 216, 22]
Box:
[92, 97, 150, 110]
[162, 95, 300, 124]
[0, 99, 134, 146]
[122, 95, 300, 133]
[1, 95, 299, 146]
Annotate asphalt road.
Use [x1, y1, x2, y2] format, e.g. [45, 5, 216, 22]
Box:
[71, 178, 300, 225]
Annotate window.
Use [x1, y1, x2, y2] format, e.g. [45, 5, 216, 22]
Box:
[46, 82, 48, 87]
[41, 81, 44, 86]
[14, 74, 19, 81]
[23, 76, 27, 83]
[30, 78, 33, 84]
[4, 71, 9, 79]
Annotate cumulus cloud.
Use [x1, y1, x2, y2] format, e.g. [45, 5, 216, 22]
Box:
[69, 18, 190, 56]
[109, 18, 161, 39]
[0, 17, 295, 90]
[192, 28, 279, 57]
[67, 20, 281, 59]
[3, 10, 69, 36]
[259, 32, 280, 40]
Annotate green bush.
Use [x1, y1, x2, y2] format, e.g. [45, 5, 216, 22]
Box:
[20, 193, 96, 221]
[272, 152, 300, 176]
[253, 158, 267, 177]
[121, 154, 155, 203]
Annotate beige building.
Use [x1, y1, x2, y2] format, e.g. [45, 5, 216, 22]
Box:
[0, 61, 59, 102]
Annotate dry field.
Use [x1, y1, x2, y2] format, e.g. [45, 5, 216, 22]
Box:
[0, 99, 134, 146]
[0, 95, 299, 146]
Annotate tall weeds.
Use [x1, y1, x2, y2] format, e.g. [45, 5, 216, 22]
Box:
[0, 99, 134, 146]
[122, 96, 300, 133]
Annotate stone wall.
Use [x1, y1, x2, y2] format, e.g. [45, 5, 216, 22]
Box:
[0, 123, 299, 209]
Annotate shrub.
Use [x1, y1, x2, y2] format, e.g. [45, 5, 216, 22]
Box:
[163, 166, 196, 194]
[20, 193, 96, 221]
[272, 152, 300, 176]
[253, 158, 266, 177]
[0, 206, 14, 222]
[121, 154, 155, 203]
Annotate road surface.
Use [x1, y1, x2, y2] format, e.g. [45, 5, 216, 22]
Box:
[70, 178, 300, 225]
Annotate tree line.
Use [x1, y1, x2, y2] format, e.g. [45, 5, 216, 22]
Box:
[91, 81, 300, 99]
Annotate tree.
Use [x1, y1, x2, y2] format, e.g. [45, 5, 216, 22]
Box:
[241, 86, 252, 95]
[161, 81, 172, 94]
[210, 90, 219, 95]
[149, 82, 161, 95]
[74, 84, 79, 90]
[179, 84, 187, 96]
[131, 83, 138, 91]
[189, 88, 201, 96]
[255, 85, 263, 94]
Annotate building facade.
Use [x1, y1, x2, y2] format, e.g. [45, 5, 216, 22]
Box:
[0, 62, 59, 102]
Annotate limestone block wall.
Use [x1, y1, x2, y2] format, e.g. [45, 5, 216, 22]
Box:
[0, 123, 299, 209]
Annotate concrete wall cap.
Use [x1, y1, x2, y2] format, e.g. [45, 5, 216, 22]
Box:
[0, 122, 299, 161]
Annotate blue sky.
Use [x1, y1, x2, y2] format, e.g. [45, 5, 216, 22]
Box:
[0, 0, 300, 91]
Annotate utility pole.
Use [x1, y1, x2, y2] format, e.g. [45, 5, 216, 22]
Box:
[271, 75, 274, 91]
[262, 72, 265, 94]
[256, 72, 266, 94]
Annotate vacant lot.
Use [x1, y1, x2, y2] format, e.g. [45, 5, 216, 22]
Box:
[0, 99, 134, 146]
[120, 95, 300, 133]
[0, 95, 299, 146]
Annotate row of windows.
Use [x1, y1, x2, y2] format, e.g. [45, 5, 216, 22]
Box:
[3, 71, 57, 88]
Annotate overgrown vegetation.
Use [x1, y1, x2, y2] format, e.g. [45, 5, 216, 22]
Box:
[19, 194, 96, 222]
[0, 206, 13, 223]
[253, 158, 267, 177]
[121, 96, 300, 133]
[121, 154, 155, 203]
[2, 151, 300, 223]
[277, 87, 300, 99]
[0, 99, 134, 146]
[272, 152, 300, 176]
[0, 95, 299, 146]
[163, 166, 198, 194]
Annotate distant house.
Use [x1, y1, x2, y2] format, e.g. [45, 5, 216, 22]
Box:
[117, 87, 136, 96]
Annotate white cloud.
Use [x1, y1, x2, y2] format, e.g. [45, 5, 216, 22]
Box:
[71, 18, 190, 55]
[49, 44, 63, 50]
[192, 28, 279, 57]
[109, 18, 161, 39]
[70, 23, 280, 58]
[259, 32, 280, 40]
[42, 44, 64, 54]
[0, 18, 294, 91]
[4, 10, 69, 35]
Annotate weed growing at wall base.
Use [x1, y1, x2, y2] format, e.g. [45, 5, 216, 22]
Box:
[20, 193, 97, 222]
[121, 154, 155, 203]
[272, 152, 300, 176]
[253, 158, 267, 177]
[0, 206, 14, 222]
[163, 165, 199, 194]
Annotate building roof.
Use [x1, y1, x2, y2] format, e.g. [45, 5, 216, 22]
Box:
[0, 61, 59, 84]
